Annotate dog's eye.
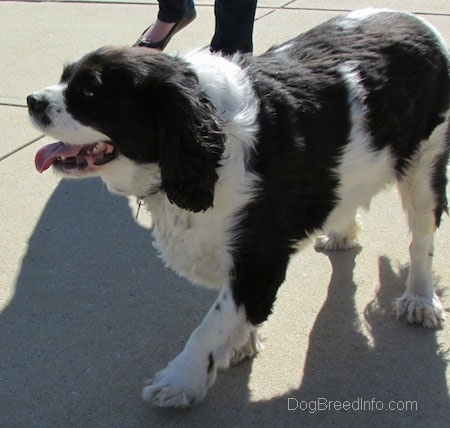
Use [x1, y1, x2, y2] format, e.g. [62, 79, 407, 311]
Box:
[81, 87, 95, 97]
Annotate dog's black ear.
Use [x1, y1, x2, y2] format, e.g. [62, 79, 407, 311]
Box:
[142, 63, 225, 212]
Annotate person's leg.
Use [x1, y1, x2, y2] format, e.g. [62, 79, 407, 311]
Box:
[157, 0, 191, 23]
[210, 0, 257, 55]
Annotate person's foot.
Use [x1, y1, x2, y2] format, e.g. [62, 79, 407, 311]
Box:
[140, 19, 177, 45]
[134, 8, 196, 51]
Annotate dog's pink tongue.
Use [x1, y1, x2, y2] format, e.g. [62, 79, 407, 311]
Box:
[35, 142, 80, 173]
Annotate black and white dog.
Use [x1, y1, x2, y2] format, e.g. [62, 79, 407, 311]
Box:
[28, 9, 449, 407]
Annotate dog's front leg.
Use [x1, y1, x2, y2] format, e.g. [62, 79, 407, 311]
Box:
[142, 285, 260, 408]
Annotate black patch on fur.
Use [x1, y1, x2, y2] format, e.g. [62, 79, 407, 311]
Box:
[207, 353, 214, 373]
[432, 121, 450, 227]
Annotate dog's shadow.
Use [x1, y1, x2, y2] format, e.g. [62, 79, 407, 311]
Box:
[1, 180, 448, 426]
[244, 248, 450, 426]
[0, 179, 217, 426]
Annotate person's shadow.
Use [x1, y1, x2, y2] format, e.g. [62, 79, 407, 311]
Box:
[0, 179, 448, 427]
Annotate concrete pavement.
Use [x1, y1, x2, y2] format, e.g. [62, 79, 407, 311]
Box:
[1, 1, 449, 426]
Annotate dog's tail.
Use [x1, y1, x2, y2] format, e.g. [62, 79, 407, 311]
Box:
[433, 117, 450, 225]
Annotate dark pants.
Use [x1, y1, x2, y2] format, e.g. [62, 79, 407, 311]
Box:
[157, 0, 257, 54]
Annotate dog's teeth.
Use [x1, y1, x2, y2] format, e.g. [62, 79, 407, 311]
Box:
[92, 142, 105, 154]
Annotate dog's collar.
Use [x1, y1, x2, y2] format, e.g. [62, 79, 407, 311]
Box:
[135, 186, 161, 219]
[135, 197, 145, 220]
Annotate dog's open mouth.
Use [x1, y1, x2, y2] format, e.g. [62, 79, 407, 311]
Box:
[35, 141, 117, 173]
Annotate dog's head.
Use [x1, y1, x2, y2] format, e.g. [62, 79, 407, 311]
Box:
[28, 47, 225, 212]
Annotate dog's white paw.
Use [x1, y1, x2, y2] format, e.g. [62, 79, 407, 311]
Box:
[142, 351, 215, 408]
[316, 218, 361, 251]
[229, 331, 262, 366]
[315, 232, 359, 251]
[395, 292, 446, 328]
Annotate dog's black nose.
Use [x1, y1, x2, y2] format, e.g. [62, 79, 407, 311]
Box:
[27, 94, 49, 113]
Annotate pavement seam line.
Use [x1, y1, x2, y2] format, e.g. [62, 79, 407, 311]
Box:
[0, 135, 44, 162]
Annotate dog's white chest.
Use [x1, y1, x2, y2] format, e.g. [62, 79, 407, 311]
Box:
[147, 196, 233, 288]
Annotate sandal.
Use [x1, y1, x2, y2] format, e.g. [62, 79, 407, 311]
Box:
[134, 7, 196, 50]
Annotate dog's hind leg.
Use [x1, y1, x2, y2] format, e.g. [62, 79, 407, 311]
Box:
[395, 123, 449, 328]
